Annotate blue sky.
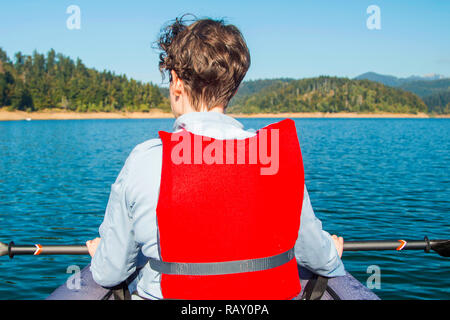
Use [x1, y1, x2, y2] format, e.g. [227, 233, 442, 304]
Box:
[0, 0, 449, 85]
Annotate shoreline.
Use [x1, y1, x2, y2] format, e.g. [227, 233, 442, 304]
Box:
[1, 110, 449, 121]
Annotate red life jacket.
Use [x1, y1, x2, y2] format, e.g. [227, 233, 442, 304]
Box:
[156, 118, 304, 299]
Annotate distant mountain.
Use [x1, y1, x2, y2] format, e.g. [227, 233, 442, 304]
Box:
[355, 72, 447, 87]
[406, 73, 446, 81]
[355, 72, 402, 87]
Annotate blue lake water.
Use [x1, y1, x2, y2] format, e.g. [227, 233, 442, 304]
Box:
[0, 118, 449, 300]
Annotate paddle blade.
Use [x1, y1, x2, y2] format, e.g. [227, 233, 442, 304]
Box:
[0, 242, 8, 257]
[432, 240, 450, 257]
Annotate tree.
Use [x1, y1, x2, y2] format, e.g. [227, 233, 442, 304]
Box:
[11, 82, 34, 111]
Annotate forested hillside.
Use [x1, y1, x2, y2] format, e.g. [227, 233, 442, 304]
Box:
[397, 79, 450, 98]
[422, 90, 450, 114]
[0, 48, 170, 112]
[229, 78, 293, 104]
[355, 72, 450, 114]
[228, 76, 428, 114]
[1, 48, 446, 115]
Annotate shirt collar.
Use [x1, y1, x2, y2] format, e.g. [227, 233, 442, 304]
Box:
[172, 111, 245, 132]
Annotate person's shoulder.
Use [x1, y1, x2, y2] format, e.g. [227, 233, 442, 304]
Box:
[127, 138, 162, 161]
[122, 138, 162, 173]
[132, 138, 162, 153]
[119, 138, 163, 189]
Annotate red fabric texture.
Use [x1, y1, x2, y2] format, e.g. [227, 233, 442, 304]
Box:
[156, 119, 305, 299]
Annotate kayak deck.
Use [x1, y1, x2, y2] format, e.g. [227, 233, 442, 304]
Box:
[47, 264, 379, 300]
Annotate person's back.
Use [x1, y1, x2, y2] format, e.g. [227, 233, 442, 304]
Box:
[87, 15, 345, 300]
[157, 118, 303, 299]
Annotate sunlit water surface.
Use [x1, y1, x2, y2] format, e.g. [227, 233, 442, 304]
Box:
[0, 118, 448, 299]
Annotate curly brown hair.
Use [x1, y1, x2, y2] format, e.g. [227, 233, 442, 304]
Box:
[156, 15, 251, 110]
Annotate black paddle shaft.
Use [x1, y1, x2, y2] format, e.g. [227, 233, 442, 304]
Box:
[1, 238, 449, 258]
[344, 240, 428, 251]
[1, 241, 88, 258]
[344, 238, 450, 257]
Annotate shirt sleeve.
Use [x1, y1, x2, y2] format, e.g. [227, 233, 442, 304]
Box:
[90, 149, 141, 288]
[294, 185, 346, 277]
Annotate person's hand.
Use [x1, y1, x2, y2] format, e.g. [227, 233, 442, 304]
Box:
[331, 235, 344, 258]
[86, 237, 101, 258]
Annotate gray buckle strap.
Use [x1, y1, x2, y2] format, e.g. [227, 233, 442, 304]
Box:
[149, 248, 295, 276]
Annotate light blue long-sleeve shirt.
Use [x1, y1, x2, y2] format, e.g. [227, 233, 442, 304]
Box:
[90, 111, 345, 299]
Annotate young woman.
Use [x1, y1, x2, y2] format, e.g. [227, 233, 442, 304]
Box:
[86, 16, 344, 300]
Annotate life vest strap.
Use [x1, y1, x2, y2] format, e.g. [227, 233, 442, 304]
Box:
[149, 248, 295, 276]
